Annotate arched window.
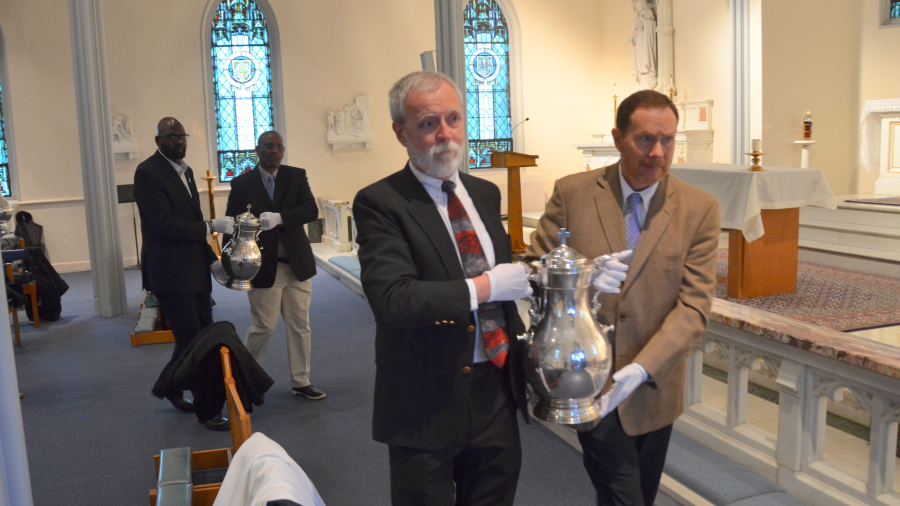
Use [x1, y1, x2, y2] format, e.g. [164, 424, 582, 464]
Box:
[464, 0, 513, 170]
[210, 0, 275, 181]
[0, 77, 9, 196]
[892, 0, 900, 18]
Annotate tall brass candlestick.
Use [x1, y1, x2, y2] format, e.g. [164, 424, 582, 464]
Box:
[612, 94, 618, 125]
[744, 151, 766, 172]
[201, 169, 223, 258]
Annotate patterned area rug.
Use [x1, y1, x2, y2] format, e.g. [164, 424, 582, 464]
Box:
[715, 249, 900, 331]
[843, 196, 900, 206]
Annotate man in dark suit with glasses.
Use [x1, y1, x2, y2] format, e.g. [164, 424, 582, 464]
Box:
[133, 117, 234, 431]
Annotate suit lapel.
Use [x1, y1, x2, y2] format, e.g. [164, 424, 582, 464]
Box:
[622, 176, 675, 297]
[629, 176, 675, 270]
[395, 165, 465, 280]
[154, 152, 200, 217]
[593, 164, 628, 253]
[248, 167, 273, 213]
[273, 167, 290, 210]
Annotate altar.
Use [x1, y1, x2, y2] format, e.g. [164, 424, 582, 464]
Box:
[670, 163, 837, 298]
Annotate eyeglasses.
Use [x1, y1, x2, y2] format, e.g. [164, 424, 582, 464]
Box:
[262, 144, 286, 152]
[161, 134, 190, 142]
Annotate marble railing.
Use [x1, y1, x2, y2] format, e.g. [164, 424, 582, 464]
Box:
[318, 198, 353, 253]
[679, 299, 900, 506]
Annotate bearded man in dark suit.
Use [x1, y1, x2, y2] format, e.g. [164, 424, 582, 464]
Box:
[224, 130, 323, 400]
[133, 117, 233, 431]
[352, 71, 537, 506]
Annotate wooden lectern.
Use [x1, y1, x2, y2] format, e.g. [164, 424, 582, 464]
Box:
[490, 151, 539, 256]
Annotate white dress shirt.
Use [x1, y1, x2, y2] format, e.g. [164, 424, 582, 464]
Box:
[409, 162, 494, 363]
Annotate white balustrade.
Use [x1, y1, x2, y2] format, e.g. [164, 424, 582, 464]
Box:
[678, 298, 900, 506]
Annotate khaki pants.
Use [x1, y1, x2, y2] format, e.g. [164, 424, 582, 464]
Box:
[244, 262, 312, 389]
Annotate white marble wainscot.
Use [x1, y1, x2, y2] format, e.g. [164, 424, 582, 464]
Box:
[318, 197, 352, 252]
[677, 298, 900, 506]
[876, 115, 900, 195]
[799, 195, 900, 278]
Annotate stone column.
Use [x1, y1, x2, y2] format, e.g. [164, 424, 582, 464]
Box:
[69, 0, 127, 317]
[0, 300, 33, 506]
[731, 0, 751, 164]
[434, 0, 469, 173]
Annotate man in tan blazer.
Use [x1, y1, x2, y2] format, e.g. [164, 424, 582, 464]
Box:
[527, 89, 720, 506]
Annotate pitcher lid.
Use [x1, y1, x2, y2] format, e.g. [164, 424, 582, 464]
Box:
[543, 228, 592, 269]
[235, 204, 260, 226]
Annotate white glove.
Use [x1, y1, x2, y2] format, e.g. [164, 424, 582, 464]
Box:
[486, 263, 533, 302]
[591, 250, 632, 294]
[597, 363, 649, 417]
[211, 216, 234, 234]
[259, 212, 283, 231]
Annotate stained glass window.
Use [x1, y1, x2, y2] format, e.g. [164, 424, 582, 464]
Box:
[211, 0, 274, 181]
[464, 0, 512, 170]
[0, 77, 10, 196]
[892, 0, 900, 18]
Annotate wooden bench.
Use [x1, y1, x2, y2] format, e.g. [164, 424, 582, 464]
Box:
[149, 347, 252, 506]
[131, 292, 176, 347]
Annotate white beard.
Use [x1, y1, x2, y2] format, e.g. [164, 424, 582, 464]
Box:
[408, 140, 463, 179]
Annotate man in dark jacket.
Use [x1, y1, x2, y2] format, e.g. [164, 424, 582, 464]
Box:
[224, 131, 323, 400]
[134, 117, 233, 430]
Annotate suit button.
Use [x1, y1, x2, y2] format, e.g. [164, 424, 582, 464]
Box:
[467, 325, 476, 333]
[449, 321, 455, 325]
[435, 321, 441, 326]
[619, 314, 627, 321]
[442, 320, 448, 324]
[462, 366, 472, 374]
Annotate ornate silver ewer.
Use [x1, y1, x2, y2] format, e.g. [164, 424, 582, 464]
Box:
[522, 228, 614, 432]
[213, 205, 263, 291]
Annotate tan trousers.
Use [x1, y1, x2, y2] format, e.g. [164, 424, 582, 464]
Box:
[244, 262, 313, 389]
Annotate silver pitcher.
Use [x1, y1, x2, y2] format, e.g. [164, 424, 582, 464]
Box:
[522, 228, 614, 432]
[214, 204, 263, 291]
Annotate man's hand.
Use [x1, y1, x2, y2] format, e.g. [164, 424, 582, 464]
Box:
[212, 216, 234, 234]
[259, 212, 283, 231]
[597, 363, 648, 417]
[592, 250, 632, 294]
[486, 263, 533, 303]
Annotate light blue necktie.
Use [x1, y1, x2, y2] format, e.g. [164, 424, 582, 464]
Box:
[266, 173, 275, 201]
[624, 192, 643, 252]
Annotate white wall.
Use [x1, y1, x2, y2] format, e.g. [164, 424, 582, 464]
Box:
[761, 0, 861, 196]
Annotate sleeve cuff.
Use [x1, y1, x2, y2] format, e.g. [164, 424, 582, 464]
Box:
[275, 213, 283, 226]
[633, 363, 650, 382]
[464, 278, 478, 311]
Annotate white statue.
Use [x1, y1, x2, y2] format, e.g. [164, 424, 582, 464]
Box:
[335, 107, 345, 135]
[628, 0, 658, 89]
[325, 95, 373, 149]
[112, 113, 136, 149]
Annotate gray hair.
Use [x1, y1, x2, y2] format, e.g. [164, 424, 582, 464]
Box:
[388, 71, 462, 124]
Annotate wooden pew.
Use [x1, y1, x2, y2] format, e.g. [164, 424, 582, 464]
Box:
[150, 347, 252, 506]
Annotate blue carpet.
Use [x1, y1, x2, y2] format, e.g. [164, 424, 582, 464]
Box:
[14, 269, 596, 505]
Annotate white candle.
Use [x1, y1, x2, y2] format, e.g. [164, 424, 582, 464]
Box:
[752, 139, 761, 152]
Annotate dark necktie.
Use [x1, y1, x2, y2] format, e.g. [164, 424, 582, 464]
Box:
[441, 179, 508, 368]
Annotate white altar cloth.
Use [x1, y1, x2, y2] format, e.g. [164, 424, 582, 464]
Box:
[669, 163, 836, 242]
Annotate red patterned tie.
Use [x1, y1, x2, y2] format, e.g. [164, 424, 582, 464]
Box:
[441, 179, 508, 368]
